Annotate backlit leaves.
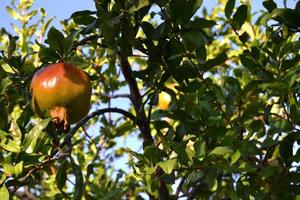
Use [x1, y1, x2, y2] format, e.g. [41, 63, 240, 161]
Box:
[1, 0, 300, 199]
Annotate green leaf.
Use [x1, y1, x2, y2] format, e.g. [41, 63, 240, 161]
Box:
[170, 0, 203, 24]
[20, 0, 34, 10]
[194, 138, 206, 159]
[3, 164, 15, 176]
[0, 173, 6, 185]
[25, 10, 38, 22]
[232, 5, 248, 30]
[10, 119, 22, 144]
[182, 31, 207, 50]
[47, 27, 65, 55]
[64, 29, 82, 56]
[151, 110, 173, 121]
[206, 169, 218, 192]
[209, 146, 233, 155]
[38, 45, 61, 63]
[0, 103, 8, 130]
[196, 45, 207, 63]
[129, 0, 150, 12]
[279, 139, 293, 164]
[204, 52, 227, 71]
[237, 161, 256, 173]
[14, 161, 23, 177]
[42, 17, 55, 35]
[141, 21, 155, 39]
[208, 178, 218, 192]
[71, 10, 97, 25]
[270, 8, 300, 28]
[152, 22, 169, 41]
[0, 136, 21, 153]
[100, 14, 122, 44]
[71, 158, 84, 200]
[240, 54, 259, 73]
[7, 34, 17, 59]
[23, 119, 51, 153]
[239, 31, 249, 43]
[144, 146, 163, 164]
[189, 18, 216, 29]
[231, 150, 241, 165]
[0, 78, 12, 95]
[158, 158, 177, 174]
[6, 6, 20, 20]
[170, 60, 198, 80]
[225, 0, 236, 18]
[0, 185, 9, 200]
[263, 0, 277, 13]
[56, 160, 68, 190]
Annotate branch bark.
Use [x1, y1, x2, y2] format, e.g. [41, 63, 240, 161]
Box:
[59, 108, 136, 149]
[118, 50, 170, 199]
[118, 50, 153, 145]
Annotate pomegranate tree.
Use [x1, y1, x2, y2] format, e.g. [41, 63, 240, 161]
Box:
[30, 62, 92, 131]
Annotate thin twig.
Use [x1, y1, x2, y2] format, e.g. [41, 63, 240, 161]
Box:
[175, 177, 186, 198]
[118, 50, 154, 144]
[11, 152, 69, 195]
[81, 127, 93, 142]
[58, 108, 136, 150]
[102, 93, 131, 99]
[72, 35, 102, 50]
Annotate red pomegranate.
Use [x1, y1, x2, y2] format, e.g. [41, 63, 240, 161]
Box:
[30, 63, 92, 131]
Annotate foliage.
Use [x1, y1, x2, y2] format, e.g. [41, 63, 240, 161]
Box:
[0, 0, 300, 199]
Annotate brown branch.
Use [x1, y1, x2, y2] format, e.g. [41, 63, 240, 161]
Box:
[102, 93, 131, 99]
[9, 186, 35, 200]
[187, 182, 207, 200]
[58, 108, 136, 150]
[175, 177, 186, 198]
[118, 50, 154, 145]
[10, 152, 69, 195]
[118, 48, 171, 198]
[72, 35, 102, 50]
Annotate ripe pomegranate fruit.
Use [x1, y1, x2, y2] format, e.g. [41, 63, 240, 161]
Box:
[30, 63, 92, 132]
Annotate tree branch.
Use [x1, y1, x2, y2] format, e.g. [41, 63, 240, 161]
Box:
[10, 152, 69, 195]
[102, 93, 131, 99]
[59, 108, 136, 149]
[175, 177, 186, 199]
[72, 34, 104, 50]
[118, 50, 154, 145]
[118, 48, 171, 198]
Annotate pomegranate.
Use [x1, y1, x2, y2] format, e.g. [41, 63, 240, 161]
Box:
[30, 63, 92, 131]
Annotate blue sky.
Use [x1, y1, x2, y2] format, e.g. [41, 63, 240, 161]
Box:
[0, 0, 95, 31]
[1, 0, 296, 34]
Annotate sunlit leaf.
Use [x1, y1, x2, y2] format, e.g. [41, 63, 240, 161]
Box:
[0, 136, 21, 153]
[209, 146, 233, 156]
[23, 119, 51, 153]
[158, 158, 177, 174]
[0, 185, 9, 200]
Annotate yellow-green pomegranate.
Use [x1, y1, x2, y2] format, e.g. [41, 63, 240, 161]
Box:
[30, 62, 92, 131]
